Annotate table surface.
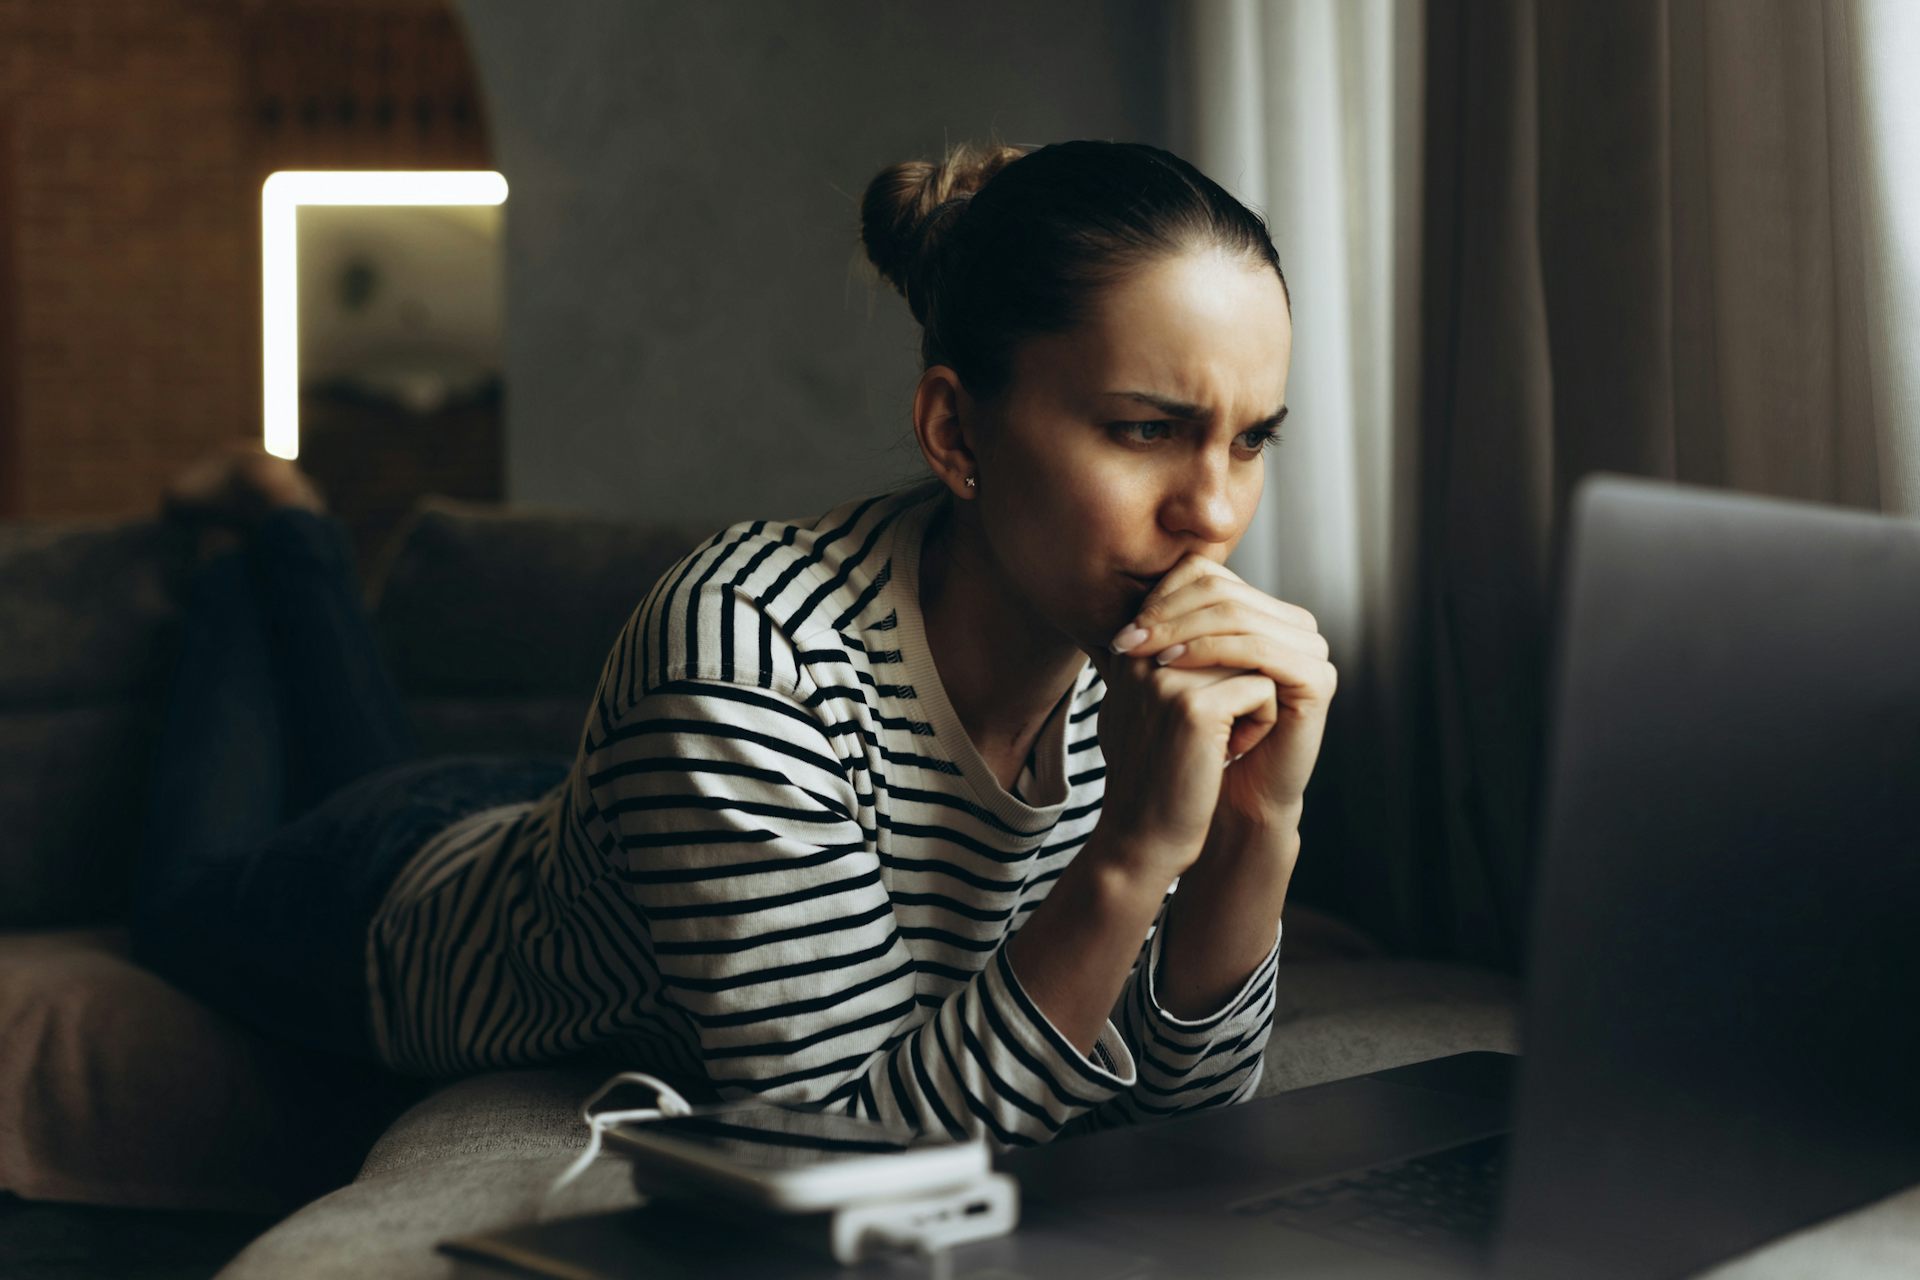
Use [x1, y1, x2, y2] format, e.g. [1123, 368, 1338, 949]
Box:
[1695, 1181, 1920, 1279]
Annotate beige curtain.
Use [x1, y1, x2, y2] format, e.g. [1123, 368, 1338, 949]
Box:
[1183, 0, 1912, 971]
[1409, 0, 1905, 968]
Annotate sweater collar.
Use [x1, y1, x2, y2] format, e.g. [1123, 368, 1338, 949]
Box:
[884, 489, 1087, 832]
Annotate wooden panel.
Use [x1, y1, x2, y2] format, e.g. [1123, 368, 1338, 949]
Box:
[241, 2, 491, 175]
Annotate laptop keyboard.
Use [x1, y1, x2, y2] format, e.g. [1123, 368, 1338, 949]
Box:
[1230, 1133, 1511, 1271]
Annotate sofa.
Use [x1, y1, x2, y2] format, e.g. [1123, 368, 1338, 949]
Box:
[0, 495, 1521, 1279]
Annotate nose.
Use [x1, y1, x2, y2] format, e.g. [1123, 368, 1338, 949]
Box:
[1160, 453, 1239, 546]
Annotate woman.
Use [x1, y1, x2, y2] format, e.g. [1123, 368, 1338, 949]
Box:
[132, 138, 1334, 1150]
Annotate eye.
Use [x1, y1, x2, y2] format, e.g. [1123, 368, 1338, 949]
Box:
[1111, 420, 1286, 456]
[1113, 420, 1177, 445]
[1240, 426, 1285, 454]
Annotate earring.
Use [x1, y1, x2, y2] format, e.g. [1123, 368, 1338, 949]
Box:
[964, 476, 977, 488]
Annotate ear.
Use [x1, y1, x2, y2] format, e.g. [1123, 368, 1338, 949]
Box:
[911, 366, 979, 501]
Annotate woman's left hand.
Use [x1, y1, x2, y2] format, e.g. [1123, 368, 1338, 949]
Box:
[1106, 553, 1337, 832]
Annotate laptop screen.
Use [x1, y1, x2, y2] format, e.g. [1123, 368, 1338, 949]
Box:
[1495, 475, 1920, 1279]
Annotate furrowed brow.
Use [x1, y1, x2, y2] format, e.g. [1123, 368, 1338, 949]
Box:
[1104, 390, 1289, 431]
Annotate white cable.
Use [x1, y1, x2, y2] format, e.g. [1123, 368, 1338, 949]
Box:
[535, 1070, 694, 1221]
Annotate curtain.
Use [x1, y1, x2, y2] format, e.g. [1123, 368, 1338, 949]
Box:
[1178, 0, 1914, 971]
[1855, 0, 1920, 514]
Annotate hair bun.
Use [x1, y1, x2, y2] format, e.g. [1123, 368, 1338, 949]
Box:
[860, 140, 1027, 317]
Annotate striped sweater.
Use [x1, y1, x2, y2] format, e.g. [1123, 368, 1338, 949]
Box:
[363, 481, 1281, 1147]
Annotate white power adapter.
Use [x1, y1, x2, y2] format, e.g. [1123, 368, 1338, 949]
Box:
[831, 1172, 1020, 1265]
[664, 1172, 1021, 1269]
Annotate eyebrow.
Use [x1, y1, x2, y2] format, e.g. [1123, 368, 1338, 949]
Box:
[1102, 390, 1289, 431]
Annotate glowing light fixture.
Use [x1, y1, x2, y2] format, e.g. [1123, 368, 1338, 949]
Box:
[260, 170, 508, 459]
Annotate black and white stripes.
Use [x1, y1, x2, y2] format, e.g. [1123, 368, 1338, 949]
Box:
[364, 483, 1279, 1149]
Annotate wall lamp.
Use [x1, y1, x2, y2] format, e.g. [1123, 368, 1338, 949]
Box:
[260, 170, 508, 459]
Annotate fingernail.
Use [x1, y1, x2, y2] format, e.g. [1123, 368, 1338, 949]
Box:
[1109, 625, 1148, 653]
[1154, 643, 1187, 665]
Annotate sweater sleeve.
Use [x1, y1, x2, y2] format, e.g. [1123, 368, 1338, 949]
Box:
[1058, 898, 1281, 1137]
[584, 673, 1137, 1150]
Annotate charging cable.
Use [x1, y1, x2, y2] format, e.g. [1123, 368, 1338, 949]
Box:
[535, 1070, 693, 1222]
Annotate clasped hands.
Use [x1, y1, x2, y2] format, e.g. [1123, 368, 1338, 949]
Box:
[1086, 552, 1337, 845]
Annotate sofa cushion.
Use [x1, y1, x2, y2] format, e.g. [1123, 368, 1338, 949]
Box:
[0, 521, 187, 929]
[354, 1067, 611, 1184]
[1253, 959, 1522, 1096]
[0, 705, 168, 929]
[366, 496, 707, 702]
[0, 520, 184, 709]
[0, 927, 429, 1215]
[215, 1068, 639, 1280]
[213, 960, 1521, 1279]
[0, 499, 704, 927]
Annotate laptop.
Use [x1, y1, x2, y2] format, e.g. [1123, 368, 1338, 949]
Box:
[440, 473, 1920, 1278]
[993, 472, 1920, 1278]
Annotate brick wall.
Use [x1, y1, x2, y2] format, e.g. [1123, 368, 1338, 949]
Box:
[0, 0, 493, 529]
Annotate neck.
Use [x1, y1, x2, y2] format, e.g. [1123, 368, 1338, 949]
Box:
[917, 497, 1087, 765]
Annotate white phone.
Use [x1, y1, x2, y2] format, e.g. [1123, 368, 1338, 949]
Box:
[603, 1098, 991, 1214]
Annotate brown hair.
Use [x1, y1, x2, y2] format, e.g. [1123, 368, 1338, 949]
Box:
[860, 137, 1290, 407]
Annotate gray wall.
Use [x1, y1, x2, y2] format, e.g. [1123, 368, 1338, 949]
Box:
[456, 0, 1172, 528]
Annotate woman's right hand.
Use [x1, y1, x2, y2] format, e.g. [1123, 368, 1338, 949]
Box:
[1082, 642, 1279, 885]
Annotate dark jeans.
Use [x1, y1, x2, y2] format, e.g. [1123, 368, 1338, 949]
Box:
[129, 507, 569, 1070]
